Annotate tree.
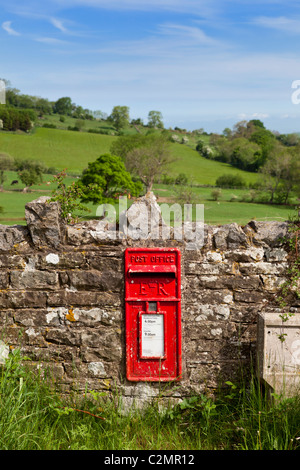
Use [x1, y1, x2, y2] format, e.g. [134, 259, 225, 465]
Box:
[78, 153, 143, 205]
[108, 106, 130, 132]
[259, 143, 295, 203]
[148, 110, 163, 129]
[125, 135, 174, 192]
[15, 159, 45, 192]
[53, 97, 73, 115]
[35, 97, 53, 116]
[0, 107, 36, 132]
[0, 153, 14, 190]
[110, 134, 151, 160]
[230, 138, 262, 171]
[174, 181, 200, 221]
[280, 147, 300, 204]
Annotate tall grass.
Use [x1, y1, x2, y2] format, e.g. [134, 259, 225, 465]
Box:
[0, 350, 299, 450]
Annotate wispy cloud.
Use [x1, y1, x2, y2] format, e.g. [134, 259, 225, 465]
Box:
[158, 23, 223, 47]
[2, 20, 20, 36]
[93, 21, 227, 59]
[49, 17, 68, 33]
[254, 16, 300, 35]
[35, 36, 72, 45]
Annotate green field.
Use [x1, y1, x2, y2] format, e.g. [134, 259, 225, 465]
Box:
[0, 127, 117, 174]
[0, 127, 259, 185]
[0, 127, 297, 225]
[168, 144, 259, 185]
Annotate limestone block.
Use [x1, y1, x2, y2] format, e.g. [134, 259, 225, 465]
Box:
[67, 270, 122, 292]
[10, 270, 58, 290]
[119, 191, 166, 240]
[0, 290, 47, 308]
[25, 196, 66, 248]
[0, 225, 29, 251]
[245, 220, 289, 247]
[213, 223, 248, 250]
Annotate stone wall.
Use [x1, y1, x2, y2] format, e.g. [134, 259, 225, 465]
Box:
[0, 195, 298, 406]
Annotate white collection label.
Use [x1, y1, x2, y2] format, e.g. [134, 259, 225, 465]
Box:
[141, 314, 164, 358]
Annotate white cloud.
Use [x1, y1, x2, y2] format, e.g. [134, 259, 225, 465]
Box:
[49, 17, 68, 33]
[254, 16, 300, 35]
[35, 36, 71, 45]
[238, 112, 270, 120]
[158, 23, 223, 47]
[2, 20, 20, 36]
[93, 20, 227, 59]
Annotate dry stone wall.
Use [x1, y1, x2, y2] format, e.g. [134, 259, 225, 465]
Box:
[0, 195, 298, 406]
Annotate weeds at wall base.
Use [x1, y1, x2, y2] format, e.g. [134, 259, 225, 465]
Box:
[0, 350, 299, 450]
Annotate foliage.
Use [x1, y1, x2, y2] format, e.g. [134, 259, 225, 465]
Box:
[14, 159, 45, 190]
[0, 106, 36, 132]
[215, 173, 247, 188]
[148, 110, 164, 129]
[78, 153, 143, 205]
[108, 106, 130, 132]
[125, 134, 174, 192]
[175, 173, 188, 185]
[50, 169, 91, 223]
[110, 134, 152, 160]
[277, 208, 300, 309]
[53, 96, 73, 115]
[259, 144, 300, 204]
[0, 152, 14, 189]
[211, 188, 222, 201]
[0, 349, 299, 450]
[196, 140, 213, 158]
[164, 376, 300, 450]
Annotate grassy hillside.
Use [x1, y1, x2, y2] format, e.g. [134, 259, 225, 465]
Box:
[168, 143, 258, 185]
[0, 125, 296, 225]
[0, 127, 258, 186]
[0, 127, 117, 174]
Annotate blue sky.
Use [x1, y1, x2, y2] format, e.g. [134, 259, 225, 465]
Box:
[1, 0, 300, 133]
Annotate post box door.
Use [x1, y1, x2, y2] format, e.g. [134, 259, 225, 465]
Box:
[125, 248, 182, 382]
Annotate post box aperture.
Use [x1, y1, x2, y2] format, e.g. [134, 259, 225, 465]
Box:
[125, 248, 182, 382]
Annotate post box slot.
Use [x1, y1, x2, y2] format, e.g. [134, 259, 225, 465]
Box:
[148, 301, 157, 312]
[128, 265, 176, 274]
[128, 270, 176, 277]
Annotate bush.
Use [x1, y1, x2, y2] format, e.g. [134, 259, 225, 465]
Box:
[215, 174, 246, 188]
[0, 107, 36, 132]
[175, 173, 188, 185]
[42, 123, 57, 129]
[211, 188, 222, 201]
[162, 174, 175, 185]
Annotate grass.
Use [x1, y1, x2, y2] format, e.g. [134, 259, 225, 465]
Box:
[0, 126, 297, 225]
[0, 127, 117, 174]
[0, 173, 295, 226]
[155, 184, 296, 226]
[168, 143, 259, 186]
[0, 127, 258, 186]
[0, 349, 299, 450]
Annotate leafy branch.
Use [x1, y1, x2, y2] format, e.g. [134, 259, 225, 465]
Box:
[50, 169, 91, 224]
[275, 206, 300, 340]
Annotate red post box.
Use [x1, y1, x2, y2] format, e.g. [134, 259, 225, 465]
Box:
[125, 247, 182, 382]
